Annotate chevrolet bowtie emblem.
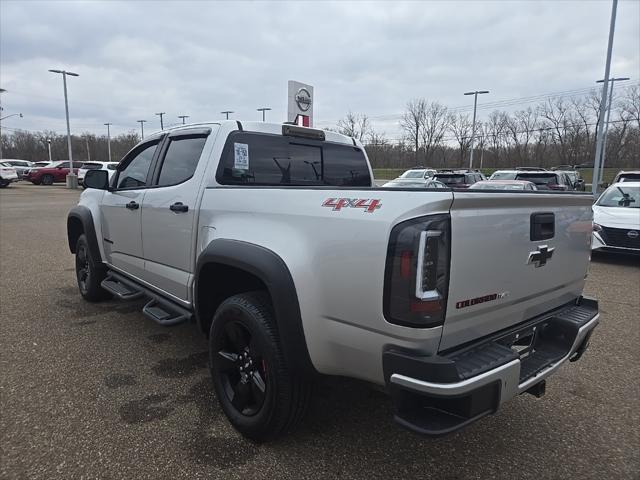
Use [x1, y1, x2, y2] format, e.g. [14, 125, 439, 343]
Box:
[527, 245, 555, 268]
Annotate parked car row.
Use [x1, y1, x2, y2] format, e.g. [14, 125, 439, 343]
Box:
[0, 160, 120, 186]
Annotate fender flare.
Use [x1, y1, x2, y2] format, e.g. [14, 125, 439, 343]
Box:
[195, 239, 316, 377]
[67, 205, 102, 262]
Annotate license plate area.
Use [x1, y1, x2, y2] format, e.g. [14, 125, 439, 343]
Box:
[496, 323, 546, 359]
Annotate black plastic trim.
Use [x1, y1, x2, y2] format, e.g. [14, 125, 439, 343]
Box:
[236, 120, 243, 131]
[195, 239, 316, 377]
[67, 206, 102, 262]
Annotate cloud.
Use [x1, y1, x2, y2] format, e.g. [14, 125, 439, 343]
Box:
[1, 0, 638, 140]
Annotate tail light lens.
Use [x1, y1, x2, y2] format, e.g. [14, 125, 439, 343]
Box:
[383, 214, 450, 328]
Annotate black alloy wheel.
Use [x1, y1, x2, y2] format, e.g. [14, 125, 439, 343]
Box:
[216, 320, 267, 416]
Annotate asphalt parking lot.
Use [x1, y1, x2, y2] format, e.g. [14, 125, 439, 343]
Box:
[1, 183, 639, 479]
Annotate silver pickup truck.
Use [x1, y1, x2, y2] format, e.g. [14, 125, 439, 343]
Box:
[68, 121, 598, 441]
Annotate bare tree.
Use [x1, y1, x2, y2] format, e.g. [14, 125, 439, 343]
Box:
[448, 113, 473, 167]
[400, 98, 426, 165]
[336, 111, 371, 142]
[420, 101, 449, 164]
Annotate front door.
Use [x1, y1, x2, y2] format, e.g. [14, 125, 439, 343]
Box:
[101, 139, 161, 279]
[140, 127, 213, 300]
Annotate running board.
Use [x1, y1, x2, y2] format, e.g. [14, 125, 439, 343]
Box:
[101, 273, 145, 300]
[142, 298, 191, 326]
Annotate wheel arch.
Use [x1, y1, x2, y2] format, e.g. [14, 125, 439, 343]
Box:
[67, 206, 102, 262]
[195, 239, 316, 377]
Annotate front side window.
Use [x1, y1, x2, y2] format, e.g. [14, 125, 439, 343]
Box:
[156, 136, 207, 187]
[117, 142, 158, 189]
[57, 162, 70, 169]
[217, 132, 371, 187]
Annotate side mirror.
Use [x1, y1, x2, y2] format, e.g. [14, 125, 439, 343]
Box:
[84, 169, 109, 190]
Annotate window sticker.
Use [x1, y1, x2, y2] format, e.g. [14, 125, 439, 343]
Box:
[234, 143, 249, 170]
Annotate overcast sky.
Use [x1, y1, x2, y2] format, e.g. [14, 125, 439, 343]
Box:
[1, 0, 638, 140]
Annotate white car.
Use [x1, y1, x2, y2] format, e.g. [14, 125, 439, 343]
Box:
[393, 168, 437, 183]
[592, 182, 640, 254]
[2, 159, 35, 179]
[0, 162, 19, 187]
[78, 162, 118, 186]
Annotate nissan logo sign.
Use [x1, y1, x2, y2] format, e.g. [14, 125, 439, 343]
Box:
[627, 230, 639, 239]
[295, 88, 312, 112]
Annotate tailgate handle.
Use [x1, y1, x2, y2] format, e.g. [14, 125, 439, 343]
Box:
[530, 212, 555, 241]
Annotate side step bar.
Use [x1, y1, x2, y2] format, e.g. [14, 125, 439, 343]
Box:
[101, 272, 145, 300]
[143, 298, 191, 327]
[101, 271, 192, 327]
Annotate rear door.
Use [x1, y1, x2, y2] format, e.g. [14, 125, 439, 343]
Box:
[440, 191, 593, 351]
[140, 127, 214, 300]
[101, 139, 162, 279]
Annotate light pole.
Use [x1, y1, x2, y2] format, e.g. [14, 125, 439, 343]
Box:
[0, 88, 5, 161]
[47, 139, 52, 162]
[49, 68, 79, 188]
[137, 119, 147, 139]
[221, 110, 233, 120]
[104, 122, 112, 161]
[596, 76, 629, 184]
[463, 90, 489, 169]
[257, 107, 271, 122]
[592, 0, 619, 196]
[178, 115, 189, 124]
[155, 112, 166, 130]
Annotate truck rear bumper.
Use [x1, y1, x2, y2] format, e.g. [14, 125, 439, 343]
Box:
[383, 296, 599, 436]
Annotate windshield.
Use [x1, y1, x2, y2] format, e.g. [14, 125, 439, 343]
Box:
[400, 171, 425, 179]
[489, 171, 517, 180]
[597, 185, 640, 208]
[0, 162, 12, 167]
[434, 174, 465, 184]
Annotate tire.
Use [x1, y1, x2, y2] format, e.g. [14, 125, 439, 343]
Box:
[75, 234, 111, 302]
[41, 174, 54, 185]
[0, 181, 7, 188]
[209, 291, 312, 442]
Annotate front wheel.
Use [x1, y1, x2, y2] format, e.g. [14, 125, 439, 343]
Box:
[209, 292, 312, 442]
[75, 234, 111, 302]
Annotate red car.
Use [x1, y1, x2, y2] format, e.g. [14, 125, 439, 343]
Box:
[25, 161, 84, 185]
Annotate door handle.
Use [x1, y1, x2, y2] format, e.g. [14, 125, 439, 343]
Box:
[170, 202, 189, 213]
[126, 201, 139, 210]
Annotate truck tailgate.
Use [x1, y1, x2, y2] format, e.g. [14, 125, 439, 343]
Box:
[440, 192, 593, 351]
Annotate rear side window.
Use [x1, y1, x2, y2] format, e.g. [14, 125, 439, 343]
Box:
[217, 132, 371, 186]
[156, 136, 207, 187]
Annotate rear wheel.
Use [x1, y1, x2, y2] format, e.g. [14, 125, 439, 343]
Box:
[41, 174, 54, 185]
[75, 234, 111, 302]
[209, 292, 312, 442]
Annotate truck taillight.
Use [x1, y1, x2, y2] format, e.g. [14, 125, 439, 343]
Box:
[383, 214, 450, 328]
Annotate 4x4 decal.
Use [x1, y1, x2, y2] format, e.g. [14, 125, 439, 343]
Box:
[322, 198, 382, 213]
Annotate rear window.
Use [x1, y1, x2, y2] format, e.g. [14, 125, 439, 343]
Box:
[434, 174, 465, 185]
[489, 171, 517, 180]
[82, 163, 102, 169]
[515, 173, 558, 185]
[217, 132, 371, 186]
